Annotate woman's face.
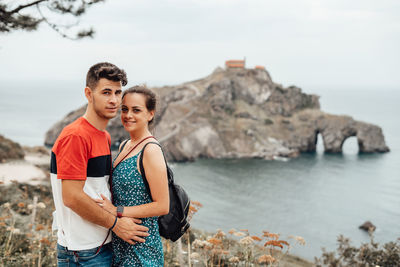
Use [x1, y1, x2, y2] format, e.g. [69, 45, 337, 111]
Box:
[120, 93, 154, 133]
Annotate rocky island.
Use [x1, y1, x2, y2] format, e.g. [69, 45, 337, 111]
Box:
[44, 65, 390, 162]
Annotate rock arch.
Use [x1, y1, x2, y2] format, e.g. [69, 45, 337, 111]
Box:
[316, 115, 389, 153]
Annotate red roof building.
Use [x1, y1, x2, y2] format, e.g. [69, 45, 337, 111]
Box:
[225, 59, 245, 69]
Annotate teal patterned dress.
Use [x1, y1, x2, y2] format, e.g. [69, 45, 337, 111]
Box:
[111, 151, 164, 266]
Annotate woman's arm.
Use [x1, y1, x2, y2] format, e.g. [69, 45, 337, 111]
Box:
[96, 143, 169, 218]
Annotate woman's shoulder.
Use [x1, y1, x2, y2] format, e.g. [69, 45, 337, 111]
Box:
[142, 141, 163, 154]
[141, 141, 165, 163]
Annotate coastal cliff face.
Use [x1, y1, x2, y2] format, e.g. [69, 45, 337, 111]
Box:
[44, 67, 389, 161]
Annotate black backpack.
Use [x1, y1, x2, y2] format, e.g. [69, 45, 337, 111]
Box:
[139, 142, 190, 242]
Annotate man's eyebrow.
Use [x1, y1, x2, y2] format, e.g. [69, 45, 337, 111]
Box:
[101, 88, 112, 91]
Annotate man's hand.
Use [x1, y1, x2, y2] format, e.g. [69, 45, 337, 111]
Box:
[113, 217, 149, 245]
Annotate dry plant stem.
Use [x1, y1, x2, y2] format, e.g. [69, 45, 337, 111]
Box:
[4, 215, 15, 256]
[275, 247, 290, 264]
[187, 230, 191, 267]
[202, 249, 208, 267]
[31, 196, 38, 226]
[38, 241, 42, 267]
[177, 238, 184, 266]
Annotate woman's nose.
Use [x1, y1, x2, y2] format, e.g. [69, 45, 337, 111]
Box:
[126, 110, 133, 118]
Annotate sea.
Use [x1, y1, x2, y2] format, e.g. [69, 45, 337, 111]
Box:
[0, 81, 399, 260]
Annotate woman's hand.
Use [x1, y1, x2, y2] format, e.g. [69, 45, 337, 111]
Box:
[94, 194, 117, 216]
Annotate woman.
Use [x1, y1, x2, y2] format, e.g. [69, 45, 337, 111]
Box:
[95, 86, 169, 266]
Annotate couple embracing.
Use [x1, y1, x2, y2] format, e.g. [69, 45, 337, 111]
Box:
[50, 62, 169, 266]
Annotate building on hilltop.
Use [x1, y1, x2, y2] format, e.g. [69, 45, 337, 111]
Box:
[225, 59, 245, 69]
[225, 58, 265, 70]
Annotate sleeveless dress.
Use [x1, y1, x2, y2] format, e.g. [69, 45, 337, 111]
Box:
[111, 150, 164, 267]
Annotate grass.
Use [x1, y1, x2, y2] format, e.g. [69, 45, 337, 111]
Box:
[0, 182, 311, 267]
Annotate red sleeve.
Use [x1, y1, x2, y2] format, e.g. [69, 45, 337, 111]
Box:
[106, 131, 111, 146]
[56, 134, 88, 180]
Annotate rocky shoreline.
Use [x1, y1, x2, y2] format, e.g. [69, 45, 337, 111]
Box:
[44, 67, 389, 162]
[0, 139, 50, 186]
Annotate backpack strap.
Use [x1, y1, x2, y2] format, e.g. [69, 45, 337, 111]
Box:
[139, 142, 171, 201]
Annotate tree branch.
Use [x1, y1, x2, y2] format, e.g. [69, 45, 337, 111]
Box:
[1, 0, 102, 39]
[9, 0, 47, 14]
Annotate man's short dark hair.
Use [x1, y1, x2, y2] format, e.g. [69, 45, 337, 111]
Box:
[86, 62, 128, 89]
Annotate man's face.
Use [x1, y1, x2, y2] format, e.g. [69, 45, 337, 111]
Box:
[90, 78, 122, 120]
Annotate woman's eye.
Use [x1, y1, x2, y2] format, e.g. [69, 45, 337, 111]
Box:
[133, 109, 141, 113]
[121, 108, 128, 112]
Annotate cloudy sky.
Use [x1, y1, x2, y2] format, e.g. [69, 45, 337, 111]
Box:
[1, 0, 399, 91]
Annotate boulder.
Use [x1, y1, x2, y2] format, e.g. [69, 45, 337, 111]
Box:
[359, 221, 376, 232]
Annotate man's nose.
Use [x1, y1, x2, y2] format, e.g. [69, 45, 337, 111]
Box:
[109, 93, 118, 104]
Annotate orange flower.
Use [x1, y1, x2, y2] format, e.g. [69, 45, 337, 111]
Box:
[279, 240, 290, 246]
[228, 228, 236, 235]
[207, 237, 222, 246]
[40, 237, 51, 245]
[189, 205, 198, 212]
[0, 222, 6, 227]
[251, 235, 262, 241]
[240, 229, 248, 232]
[36, 224, 45, 231]
[191, 201, 203, 207]
[264, 240, 283, 249]
[17, 202, 25, 208]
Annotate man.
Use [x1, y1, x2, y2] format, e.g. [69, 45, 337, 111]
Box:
[50, 62, 149, 266]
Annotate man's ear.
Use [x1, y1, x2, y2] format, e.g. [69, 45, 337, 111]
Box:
[85, 87, 93, 103]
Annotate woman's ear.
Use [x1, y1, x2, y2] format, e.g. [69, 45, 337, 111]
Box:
[148, 110, 155, 122]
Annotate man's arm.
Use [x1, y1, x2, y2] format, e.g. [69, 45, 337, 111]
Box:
[62, 179, 149, 244]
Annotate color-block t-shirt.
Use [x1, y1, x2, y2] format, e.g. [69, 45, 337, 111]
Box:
[50, 117, 112, 250]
